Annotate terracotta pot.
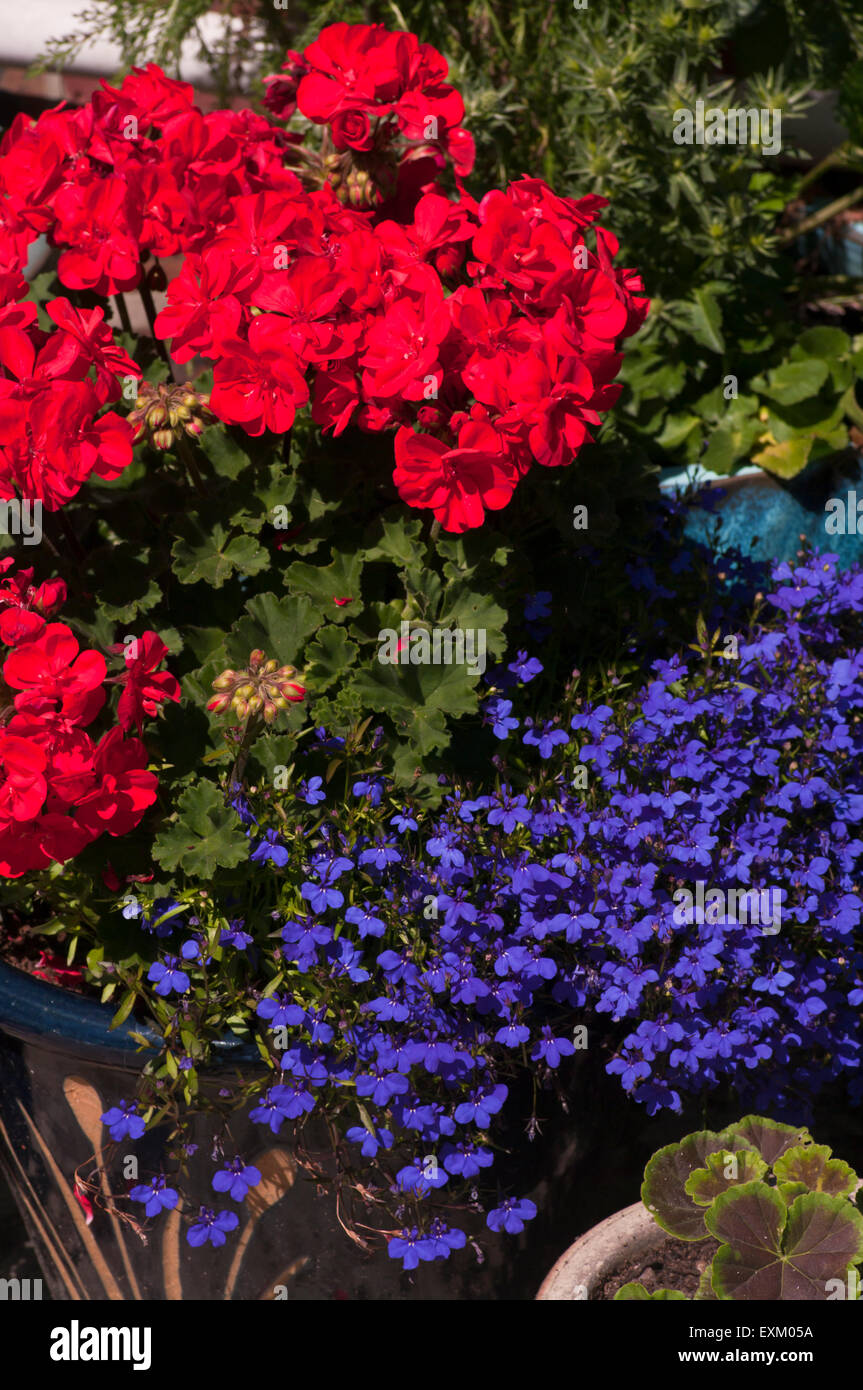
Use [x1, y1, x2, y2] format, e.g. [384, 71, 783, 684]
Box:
[536, 1201, 659, 1300]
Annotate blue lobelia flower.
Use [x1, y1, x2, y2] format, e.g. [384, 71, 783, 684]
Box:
[129, 1174, 179, 1218]
[187, 1206, 239, 1248]
[212, 1157, 262, 1202]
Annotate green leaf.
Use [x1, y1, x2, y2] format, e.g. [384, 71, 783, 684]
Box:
[757, 360, 830, 406]
[283, 549, 363, 620]
[109, 989, 138, 1031]
[841, 383, 863, 432]
[172, 524, 269, 588]
[184, 627, 228, 665]
[352, 656, 481, 760]
[689, 289, 725, 354]
[305, 625, 359, 692]
[707, 1186, 863, 1301]
[656, 414, 702, 450]
[685, 1148, 768, 1206]
[225, 592, 320, 669]
[699, 427, 739, 474]
[751, 435, 813, 478]
[773, 1144, 858, 1198]
[694, 1265, 718, 1301]
[437, 586, 508, 659]
[721, 1115, 810, 1166]
[152, 781, 249, 879]
[795, 327, 850, 360]
[198, 426, 256, 480]
[363, 514, 425, 566]
[641, 1130, 733, 1240]
[778, 1181, 811, 1206]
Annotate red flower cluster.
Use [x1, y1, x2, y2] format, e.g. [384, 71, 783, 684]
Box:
[0, 295, 139, 508]
[0, 561, 179, 876]
[0, 24, 647, 531]
[265, 21, 475, 185]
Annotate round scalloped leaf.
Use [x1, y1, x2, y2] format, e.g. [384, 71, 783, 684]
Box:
[707, 1184, 863, 1300]
[778, 1181, 809, 1207]
[773, 1144, 859, 1198]
[641, 1130, 731, 1240]
[614, 1282, 688, 1300]
[720, 1115, 811, 1166]
[685, 1147, 768, 1207]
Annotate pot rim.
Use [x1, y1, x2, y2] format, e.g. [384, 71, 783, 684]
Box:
[536, 1200, 661, 1301]
[0, 958, 258, 1070]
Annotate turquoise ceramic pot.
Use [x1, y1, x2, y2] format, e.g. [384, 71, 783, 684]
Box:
[663, 453, 863, 571]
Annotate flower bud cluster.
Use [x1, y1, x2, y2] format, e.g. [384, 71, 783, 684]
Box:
[208, 650, 305, 723]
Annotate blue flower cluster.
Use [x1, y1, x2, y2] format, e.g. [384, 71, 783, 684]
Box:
[112, 551, 863, 1266]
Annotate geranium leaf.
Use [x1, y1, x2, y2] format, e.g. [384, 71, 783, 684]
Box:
[773, 1144, 858, 1198]
[305, 625, 359, 692]
[363, 513, 425, 566]
[721, 1115, 810, 1166]
[283, 549, 364, 622]
[778, 1182, 810, 1206]
[707, 1185, 863, 1300]
[695, 1265, 718, 1300]
[225, 592, 320, 668]
[172, 523, 269, 588]
[642, 1130, 732, 1239]
[152, 781, 249, 879]
[794, 327, 850, 360]
[685, 1147, 767, 1206]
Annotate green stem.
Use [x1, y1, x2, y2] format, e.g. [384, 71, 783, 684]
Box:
[138, 271, 173, 372]
[55, 510, 86, 566]
[115, 293, 133, 336]
[176, 434, 208, 498]
[228, 713, 263, 791]
[778, 186, 863, 246]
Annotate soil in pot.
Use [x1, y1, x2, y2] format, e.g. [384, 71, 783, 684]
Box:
[0, 915, 90, 994]
[592, 1234, 719, 1300]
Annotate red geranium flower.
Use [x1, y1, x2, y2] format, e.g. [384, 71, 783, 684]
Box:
[211, 317, 309, 435]
[114, 631, 181, 735]
[3, 622, 107, 723]
[73, 728, 158, 838]
[393, 420, 517, 531]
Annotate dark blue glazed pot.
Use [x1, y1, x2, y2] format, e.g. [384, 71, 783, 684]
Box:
[0, 961, 585, 1300]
